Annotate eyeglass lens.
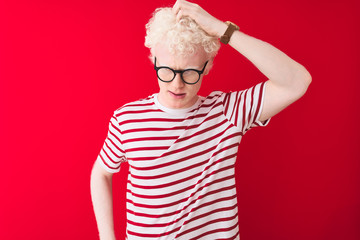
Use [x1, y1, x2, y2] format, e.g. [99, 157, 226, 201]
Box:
[157, 68, 200, 84]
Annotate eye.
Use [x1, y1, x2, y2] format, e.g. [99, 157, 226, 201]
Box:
[157, 68, 175, 81]
[182, 70, 200, 84]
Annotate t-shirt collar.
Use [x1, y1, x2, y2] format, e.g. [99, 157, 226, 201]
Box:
[153, 93, 202, 116]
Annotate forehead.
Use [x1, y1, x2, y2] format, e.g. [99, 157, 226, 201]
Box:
[153, 43, 208, 69]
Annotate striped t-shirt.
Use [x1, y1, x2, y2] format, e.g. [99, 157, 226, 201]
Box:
[97, 81, 270, 239]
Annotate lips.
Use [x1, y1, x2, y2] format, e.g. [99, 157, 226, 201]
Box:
[169, 90, 186, 99]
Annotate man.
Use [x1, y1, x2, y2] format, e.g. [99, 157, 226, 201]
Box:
[90, 1, 312, 239]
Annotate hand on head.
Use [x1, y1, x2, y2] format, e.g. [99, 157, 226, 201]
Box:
[172, 0, 226, 38]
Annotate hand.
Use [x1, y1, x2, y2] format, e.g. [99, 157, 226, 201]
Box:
[172, 0, 227, 38]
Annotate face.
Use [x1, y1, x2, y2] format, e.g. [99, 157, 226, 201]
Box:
[152, 43, 212, 109]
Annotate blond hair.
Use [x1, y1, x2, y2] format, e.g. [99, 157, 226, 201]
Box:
[144, 7, 220, 58]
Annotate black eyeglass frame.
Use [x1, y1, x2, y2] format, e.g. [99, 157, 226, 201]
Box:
[154, 57, 209, 85]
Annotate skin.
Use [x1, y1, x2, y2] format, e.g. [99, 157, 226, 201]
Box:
[91, 1, 312, 239]
[152, 42, 212, 109]
[91, 161, 115, 240]
[172, 0, 312, 122]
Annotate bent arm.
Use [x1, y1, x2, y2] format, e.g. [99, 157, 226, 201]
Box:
[222, 27, 312, 122]
[90, 160, 116, 240]
[172, 0, 312, 122]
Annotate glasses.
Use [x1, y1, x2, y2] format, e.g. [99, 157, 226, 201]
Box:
[154, 57, 209, 85]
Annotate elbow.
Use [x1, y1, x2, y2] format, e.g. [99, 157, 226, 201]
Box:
[295, 65, 312, 96]
[301, 71, 312, 95]
[304, 69, 312, 86]
[303, 68, 312, 92]
[286, 67, 312, 102]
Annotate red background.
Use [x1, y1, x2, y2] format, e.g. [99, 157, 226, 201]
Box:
[1, 0, 359, 239]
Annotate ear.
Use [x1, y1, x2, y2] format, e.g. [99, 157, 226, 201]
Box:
[204, 58, 214, 75]
[148, 48, 155, 64]
[148, 54, 154, 64]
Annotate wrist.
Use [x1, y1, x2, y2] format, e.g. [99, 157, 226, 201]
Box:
[216, 21, 229, 38]
[219, 21, 240, 44]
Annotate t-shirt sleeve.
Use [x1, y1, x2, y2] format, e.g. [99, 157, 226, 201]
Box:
[96, 112, 127, 173]
[223, 81, 270, 134]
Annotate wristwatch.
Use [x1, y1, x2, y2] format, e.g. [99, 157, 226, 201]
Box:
[220, 21, 240, 44]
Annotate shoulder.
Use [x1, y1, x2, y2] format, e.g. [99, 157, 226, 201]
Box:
[201, 90, 238, 106]
[113, 94, 158, 119]
[202, 91, 226, 102]
[196, 91, 227, 112]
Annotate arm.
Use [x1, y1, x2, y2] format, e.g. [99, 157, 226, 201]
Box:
[90, 160, 116, 240]
[173, 0, 312, 122]
[219, 28, 312, 122]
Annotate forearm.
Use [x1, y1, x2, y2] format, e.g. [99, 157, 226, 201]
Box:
[216, 22, 311, 89]
[90, 164, 116, 240]
[172, 1, 311, 89]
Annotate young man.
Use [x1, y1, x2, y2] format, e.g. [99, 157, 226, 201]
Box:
[90, 1, 312, 239]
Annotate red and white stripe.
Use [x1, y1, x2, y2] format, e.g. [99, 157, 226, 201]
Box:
[97, 81, 270, 239]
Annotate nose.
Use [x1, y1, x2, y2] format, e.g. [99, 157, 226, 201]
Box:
[171, 73, 185, 89]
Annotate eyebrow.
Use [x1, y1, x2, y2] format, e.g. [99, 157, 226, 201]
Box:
[157, 58, 202, 70]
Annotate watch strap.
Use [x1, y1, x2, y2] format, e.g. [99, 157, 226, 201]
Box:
[220, 21, 240, 44]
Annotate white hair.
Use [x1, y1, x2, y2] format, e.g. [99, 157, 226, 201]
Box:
[144, 7, 220, 58]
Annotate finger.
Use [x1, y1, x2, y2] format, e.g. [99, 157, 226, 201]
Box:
[173, 0, 191, 16]
[172, 0, 179, 15]
[172, 0, 182, 15]
[176, 9, 183, 22]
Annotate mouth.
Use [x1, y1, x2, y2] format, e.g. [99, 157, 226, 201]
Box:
[168, 90, 186, 99]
